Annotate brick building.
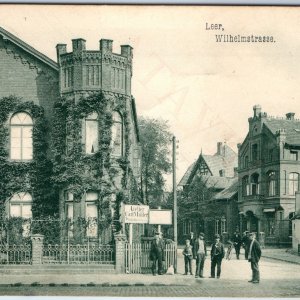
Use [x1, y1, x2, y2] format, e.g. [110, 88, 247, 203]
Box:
[177, 142, 238, 243]
[238, 105, 300, 246]
[0, 27, 142, 244]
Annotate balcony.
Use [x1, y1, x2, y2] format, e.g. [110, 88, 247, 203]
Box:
[240, 194, 265, 202]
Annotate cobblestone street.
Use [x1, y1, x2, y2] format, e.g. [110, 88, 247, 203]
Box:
[1, 255, 300, 297]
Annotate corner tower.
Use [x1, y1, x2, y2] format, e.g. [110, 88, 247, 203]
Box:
[56, 38, 133, 98]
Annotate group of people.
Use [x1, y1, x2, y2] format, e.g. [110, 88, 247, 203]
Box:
[182, 232, 225, 279]
[149, 229, 261, 283]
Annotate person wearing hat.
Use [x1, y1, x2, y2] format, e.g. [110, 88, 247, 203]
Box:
[248, 232, 261, 284]
[193, 232, 207, 278]
[242, 231, 251, 260]
[232, 230, 242, 259]
[210, 234, 225, 278]
[149, 231, 165, 276]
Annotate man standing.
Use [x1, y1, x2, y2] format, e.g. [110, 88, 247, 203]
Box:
[242, 231, 250, 260]
[232, 230, 242, 259]
[189, 232, 195, 248]
[149, 231, 165, 276]
[193, 232, 207, 278]
[210, 234, 225, 279]
[248, 232, 261, 284]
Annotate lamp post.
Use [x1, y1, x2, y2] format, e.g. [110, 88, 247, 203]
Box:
[172, 136, 177, 245]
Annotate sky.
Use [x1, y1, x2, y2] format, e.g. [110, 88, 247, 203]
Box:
[1, 5, 300, 187]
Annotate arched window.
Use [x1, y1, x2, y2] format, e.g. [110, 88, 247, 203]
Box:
[8, 192, 32, 219]
[111, 111, 123, 157]
[250, 173, 259, 195]
[242, 176, 249, 196]
[267, 171, 277, 196]
[10, 112, 33, 160]
[289, 173, 299, 196]
[85, 112, 98, 154]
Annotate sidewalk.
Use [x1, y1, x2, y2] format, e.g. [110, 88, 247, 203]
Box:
[261, 248, 300, 265]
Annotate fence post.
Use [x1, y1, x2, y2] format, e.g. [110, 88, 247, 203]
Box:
[114, 233, 127, 273]
[31, 234, 44, 265]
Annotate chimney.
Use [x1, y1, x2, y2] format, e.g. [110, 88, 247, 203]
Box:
[234, 167, 238, 177]
[56, 44, 67, 64]
[286, 112, 295, 120]
[217, 142, 223, 156]
[253, 105, 262, 118]
[100, 39, 113, 53]
[121, 45, 133, 58]
[72, 38, 86, 53]
[219, 169, 225, 177]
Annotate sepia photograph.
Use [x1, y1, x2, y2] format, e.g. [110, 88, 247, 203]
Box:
[0, 4, 300, 297]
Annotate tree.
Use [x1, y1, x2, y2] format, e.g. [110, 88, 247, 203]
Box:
[138, 117, 172, 207]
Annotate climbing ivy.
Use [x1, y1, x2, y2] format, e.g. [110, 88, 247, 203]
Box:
[0, 96, 57, 220]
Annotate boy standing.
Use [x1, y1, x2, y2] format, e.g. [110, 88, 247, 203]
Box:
[182, 239, 193, 275]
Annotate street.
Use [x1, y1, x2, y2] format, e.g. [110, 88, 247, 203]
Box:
[1, 256, 300, 297]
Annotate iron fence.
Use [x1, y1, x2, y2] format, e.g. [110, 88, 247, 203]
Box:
[43, 243, 114, 264]
[0, 243, 31, 264]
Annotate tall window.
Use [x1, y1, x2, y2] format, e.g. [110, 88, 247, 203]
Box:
[250, 173, 260, 195]
[244, 155, 249, 168]
[268, 171, 277, 196]
[289, 173, 299, 196]
[242, 176, 249, 196]
[266, 213, 275, 236]
[9, 192, 32, 219]
[10, 112, 33, 160]
[111, 111, 123, 157]
[86, 192, 98, 238]
[252, 144, 258, 161]
[85, 112, 99, 154]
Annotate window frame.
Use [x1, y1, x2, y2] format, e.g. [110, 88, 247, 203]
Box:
[10, 112, 33, 161]
[289, 172, 299, 196]
[111, 111, 124, 157]
[84, 112, 99, 155]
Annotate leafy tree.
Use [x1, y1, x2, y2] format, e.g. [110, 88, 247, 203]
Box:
[138, 117, 172, 207]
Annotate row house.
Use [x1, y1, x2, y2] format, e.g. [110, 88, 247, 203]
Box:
[238, 105, 300, 245]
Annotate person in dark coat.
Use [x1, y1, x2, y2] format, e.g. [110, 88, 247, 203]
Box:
[242, 231, 250, 260]
[248, 232, 262, 283]
[210, 234, 225, 278]
[189, 232, 195, 248]
[232, 230, 242, 259]
[182, 239, 193, 275]
[149, 232, 165, 276]
[193, 232, 207, 278]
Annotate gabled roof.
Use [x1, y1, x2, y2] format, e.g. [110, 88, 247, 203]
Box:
[178, 161, 196, 186]
[202, 175, 236, 190]
[263, 118, 300, 145]
[0, 27, 58, 71]
[213, 177, 238, 200]
[178, 144, 238, 187]
[202, 146, 237, 177]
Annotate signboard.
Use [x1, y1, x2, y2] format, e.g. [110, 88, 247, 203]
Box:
[149, 209, 172, 225]
[124, 205, 149, 224]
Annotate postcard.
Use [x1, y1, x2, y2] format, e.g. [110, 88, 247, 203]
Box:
[0, 4, 299, 297]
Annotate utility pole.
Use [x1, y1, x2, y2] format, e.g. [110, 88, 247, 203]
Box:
[172, 136, 177, 245]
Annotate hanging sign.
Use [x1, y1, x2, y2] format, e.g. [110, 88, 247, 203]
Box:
[149, 209, 172, 225]
[124, 205, 149, 224]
